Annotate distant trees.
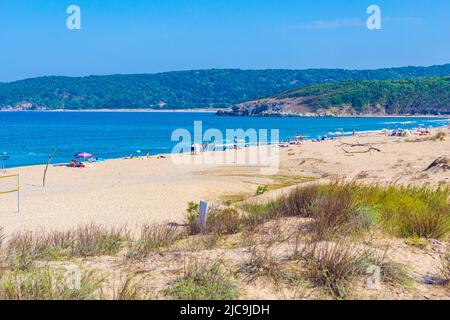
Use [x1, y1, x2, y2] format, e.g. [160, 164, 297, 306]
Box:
[0, 65, 449, 111]
[275, 77, 450, 115]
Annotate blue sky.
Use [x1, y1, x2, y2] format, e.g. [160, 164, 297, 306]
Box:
[0, 0, 449, 82]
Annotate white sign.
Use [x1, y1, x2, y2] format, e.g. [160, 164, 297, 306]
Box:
[198, 201, 208, 228]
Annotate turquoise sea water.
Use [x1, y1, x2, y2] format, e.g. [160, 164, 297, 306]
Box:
[0, 112, 448, 168]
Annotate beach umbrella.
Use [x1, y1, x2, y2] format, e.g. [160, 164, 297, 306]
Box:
[74, 152, 93, 161]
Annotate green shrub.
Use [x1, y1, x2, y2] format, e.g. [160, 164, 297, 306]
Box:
[256, 185, 269, 196]
[185, 202, 200, 235]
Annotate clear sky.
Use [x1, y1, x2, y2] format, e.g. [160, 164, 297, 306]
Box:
[0, 0, 449, 82]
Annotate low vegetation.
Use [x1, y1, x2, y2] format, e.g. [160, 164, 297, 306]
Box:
[240, 247, 286, 284]
[126, 224, 185, 259]
[244, 182, 450, 240]
[111, 273, 153, 300]
[431, 132, 447, 141]
[163, 259, 238, 300]
[0, 181, 447, 300]
[439, 253, 450, 287]
[360, 251, 413, 287]
[269, 77, 450, 115]
[299, 241, 368, 299]
[0, 268, 101, 300]
[6, 224, 129, 270]
[256, 185, 269, 196]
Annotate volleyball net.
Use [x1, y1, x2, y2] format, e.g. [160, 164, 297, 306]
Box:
[0, 174, 20, 212]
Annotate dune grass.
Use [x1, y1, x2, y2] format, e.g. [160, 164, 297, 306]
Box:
[357, 185, 450, 239]
[242, 182, 450, 240]
[126, 224, 185, 259]
[163, 258, 238, 300]
[0, 268, 101, 300]
[5, 224, 130, 270]
[300, 241, 368, 299]
[240, 247, 286, 284]
[439, 252, 450, 287]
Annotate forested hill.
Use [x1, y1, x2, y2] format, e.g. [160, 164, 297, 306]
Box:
[1, 64, 450, 110]
[219, 77, 450, 117]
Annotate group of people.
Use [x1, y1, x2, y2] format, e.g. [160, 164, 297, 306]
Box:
[190, 142, 220, 155]
[190, 137, 250, 155]
[68, 160, 85, 168]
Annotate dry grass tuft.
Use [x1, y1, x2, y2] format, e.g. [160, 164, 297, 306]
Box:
[71, 224, 129, 257]
[240, 247, 285, 284]
[0, 268, 102, 300]
[5, 224, 129, 270]
[439, 252, 450, 287]
[300, 241, 368, 299]
[277, 184, 319, 218]
[127, 224, 185, 259]
[204, 207, 242, 236]
[110, 272, 153, 300]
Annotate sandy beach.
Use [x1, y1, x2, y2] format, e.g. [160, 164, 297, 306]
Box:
[1, 127, 449, 236]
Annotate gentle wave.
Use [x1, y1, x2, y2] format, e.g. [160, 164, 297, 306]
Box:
[380, 121, 417, 125]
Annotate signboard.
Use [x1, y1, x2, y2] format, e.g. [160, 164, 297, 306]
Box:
[198, 200, 208, 229]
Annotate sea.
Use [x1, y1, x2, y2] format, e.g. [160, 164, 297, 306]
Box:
[0, 112, 448, 168]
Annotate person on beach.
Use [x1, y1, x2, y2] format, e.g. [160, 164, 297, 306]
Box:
[195, 143, 201, 154]
[191, 143, 195, 155]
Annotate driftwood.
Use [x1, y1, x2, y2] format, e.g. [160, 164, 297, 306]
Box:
[424, 156, 450, 172]
[42, 149, 57, 187]
[338, 142, 381, 154]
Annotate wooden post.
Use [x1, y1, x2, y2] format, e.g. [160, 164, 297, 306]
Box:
[43, 149, 57, 187]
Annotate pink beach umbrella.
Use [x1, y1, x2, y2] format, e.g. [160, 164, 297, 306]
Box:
[74, 152, 93, 161]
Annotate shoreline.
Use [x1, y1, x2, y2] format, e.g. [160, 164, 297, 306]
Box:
[3, 124, 449, 171]
[0, 109, 448, 118]
[0, 108, 219, 113]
